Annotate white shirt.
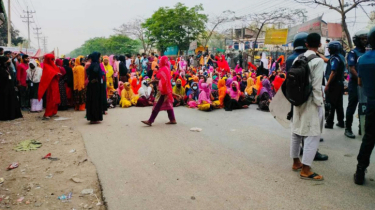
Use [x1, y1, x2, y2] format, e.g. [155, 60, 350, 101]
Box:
[126, 59, 131, 69]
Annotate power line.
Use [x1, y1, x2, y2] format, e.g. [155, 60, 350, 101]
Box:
[33, 27, 42, 49]
[42, 36, 48, 54]
[20, 6, 35, 49]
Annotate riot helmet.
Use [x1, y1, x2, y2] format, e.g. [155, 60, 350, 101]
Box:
[328, 41, 342, 55]
[293, 32, 308, 50]
[353, 29, 369, 49]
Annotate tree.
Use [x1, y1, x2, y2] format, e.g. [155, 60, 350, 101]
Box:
[114, 18, 154, 53]
[201, 10, 235, 49]
[244, 8, 306, 61]
[142, 2, 208, 55]
[69, 35, 141, 58]
[294, 0, 373, 49]
[0, 22, 25, 46]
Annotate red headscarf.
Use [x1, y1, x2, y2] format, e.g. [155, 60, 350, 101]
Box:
[156, 56, 173, 101]
[38, 54, 61, 102]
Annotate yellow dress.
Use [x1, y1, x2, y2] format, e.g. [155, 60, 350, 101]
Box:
[198, 101, 211, 111]
[119, 82, 139, 108]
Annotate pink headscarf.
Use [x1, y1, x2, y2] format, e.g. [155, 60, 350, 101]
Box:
[198, 83, 211, 104]
[157, 56, 173, 101]
[235, 64, 242, 74]
[228, 81, 241, 101]
[117, 81, 124, 94]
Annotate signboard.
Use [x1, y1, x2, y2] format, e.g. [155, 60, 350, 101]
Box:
[264, 29, 289, 45]
[287, 16, 323, 43]
[189, 41, 197, 51]
[164, 46, 178, 56]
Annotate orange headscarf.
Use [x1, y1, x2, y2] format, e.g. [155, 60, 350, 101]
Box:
[218, 79, 227, 107]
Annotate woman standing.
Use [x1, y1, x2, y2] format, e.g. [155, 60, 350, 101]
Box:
[0, 56, 23, 121]
[86, 52, 103, 124]
[56, 59, 68, 110]
[142, 56, 176, 126]
[73, 56, 86, 111]
[26, 59, 43, 112]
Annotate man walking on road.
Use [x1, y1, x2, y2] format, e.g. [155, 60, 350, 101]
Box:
[290, 33, 325, 181]
[345, 29, 369, 139]
[354, 27, 375, 185]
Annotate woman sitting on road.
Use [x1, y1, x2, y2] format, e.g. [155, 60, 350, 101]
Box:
[224, 81, 251, 111]
[255, 79, 274, 112]
[187, 82, 199, 108]
[136, 80, 154, 107]
[173, 79, 185, 107]
[119, 82, 139, 108]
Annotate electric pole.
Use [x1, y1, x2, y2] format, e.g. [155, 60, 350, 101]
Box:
[20, 6, 35, 50]
[7, 0, 11, 47]
[34, 27, 42, 49]
[42, 36, 48, 54]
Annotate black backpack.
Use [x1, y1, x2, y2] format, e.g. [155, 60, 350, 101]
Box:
[282, 54, 317, 106]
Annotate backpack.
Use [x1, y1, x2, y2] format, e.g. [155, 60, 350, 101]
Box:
[282, 54, 317, 106]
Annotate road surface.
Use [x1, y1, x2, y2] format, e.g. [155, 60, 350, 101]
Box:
[76, 96, 375, 210]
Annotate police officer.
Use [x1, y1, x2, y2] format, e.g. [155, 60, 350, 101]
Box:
[345, 29, 369, 139]
[286, 33, 308, 73]
[285, 32, 328, 161]
[354, 26, 375, 185]
[325, 41, 345, 129]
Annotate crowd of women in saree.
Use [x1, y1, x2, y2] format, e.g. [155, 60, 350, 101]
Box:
[0, 50, 287, 124]
[85, 52, 288, 114]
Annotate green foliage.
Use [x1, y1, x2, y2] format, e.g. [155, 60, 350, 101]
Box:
[69, 35, 141, 58]
[0, 22, 25, 46]
[142, 2, 208, 54]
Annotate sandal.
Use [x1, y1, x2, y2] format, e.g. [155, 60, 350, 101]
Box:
[42, 116, 50, 120]
[300, 173, 324, 181]
[141, 121, 152, 126]
[165, 121, 177, 125]
[292, 165, 303, 171]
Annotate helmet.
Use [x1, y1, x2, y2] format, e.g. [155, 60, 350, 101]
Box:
[353, 29, 369, 49]
[293, 32, 308, 50]
[328, 41, 342, 55]
[368, 26, 375, 49]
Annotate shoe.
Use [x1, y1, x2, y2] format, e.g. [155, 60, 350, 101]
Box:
[354, 166, 366, 185]
[336, 122, 345, 128]
[345, 129, 356, 139]
[325, 123, 333, 129]
[314, 152, 328, 161]
[320, 138, 324, 142]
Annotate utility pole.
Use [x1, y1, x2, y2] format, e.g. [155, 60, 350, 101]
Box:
[7, 0, 11, 47]
[20, 6, 35, 50]
[42, 36, 48, 54]
[33, 27, 42, 49]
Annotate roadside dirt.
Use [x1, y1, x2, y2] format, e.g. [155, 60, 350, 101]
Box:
[0, 110, 105, 210]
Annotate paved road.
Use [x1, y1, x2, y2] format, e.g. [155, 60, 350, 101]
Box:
[76, 96, 375, 210]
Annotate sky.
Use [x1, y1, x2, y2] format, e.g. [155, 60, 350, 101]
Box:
[3, 0, 373, 54]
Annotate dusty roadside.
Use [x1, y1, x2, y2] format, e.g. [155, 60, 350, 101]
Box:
[0, 110, 105, 210]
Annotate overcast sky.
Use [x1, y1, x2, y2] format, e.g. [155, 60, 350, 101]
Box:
[4, 0, 373, 54]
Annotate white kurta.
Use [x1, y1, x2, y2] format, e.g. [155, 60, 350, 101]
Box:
[291, 50, 325, 136]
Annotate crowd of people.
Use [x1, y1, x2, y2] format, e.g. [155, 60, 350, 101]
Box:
[0, 25, 374, 184]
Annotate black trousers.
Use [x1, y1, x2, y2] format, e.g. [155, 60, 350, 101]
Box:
[345, 85, 359, 130]
[357, 106, 375, 169]
[326, 84, 344, 125]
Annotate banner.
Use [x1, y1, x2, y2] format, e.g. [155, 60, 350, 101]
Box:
[264, 29, 289, 45]
[164, 46, 178, 56]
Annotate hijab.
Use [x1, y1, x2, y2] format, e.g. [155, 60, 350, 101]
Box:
[245, 77, 256, 96]
[156, 56, 173, 101]
[218, 79, 227, 106]
[228, 81, 241, 101]
[138, 80, 152, 99]
[259, 79, 274, 98]
[226, 77, 233, 88]
[173, 79, 185, 96]
[240, 76, 247, 92]
[190, 82, 199, 100]
[198, 82, 211, 104]
[122, 82, 135, 100]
